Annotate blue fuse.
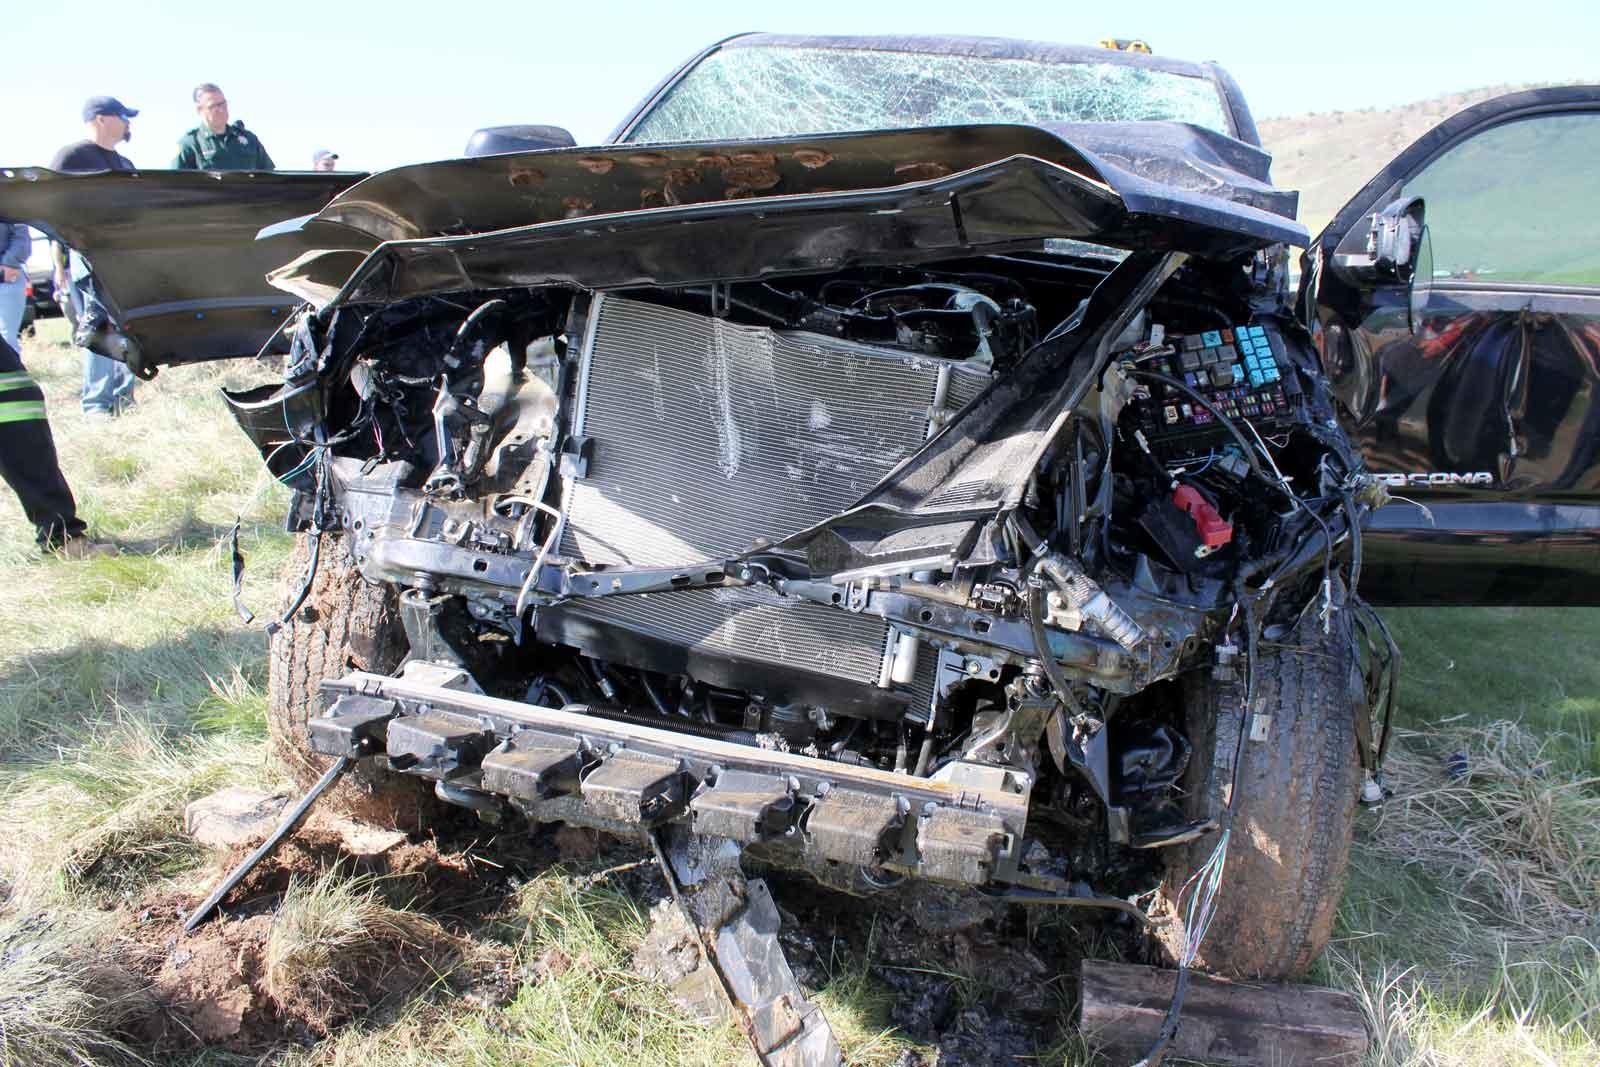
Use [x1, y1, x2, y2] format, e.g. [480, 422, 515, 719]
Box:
[1201, 330, 1222, 347]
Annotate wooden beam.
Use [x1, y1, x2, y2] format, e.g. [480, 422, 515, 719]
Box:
[1080, 960, 1369, 1066]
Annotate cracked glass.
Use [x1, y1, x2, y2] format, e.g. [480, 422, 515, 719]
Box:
[626, 45, 1232, 144]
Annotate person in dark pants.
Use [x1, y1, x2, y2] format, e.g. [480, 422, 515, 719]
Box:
[0, 336, 114, 558]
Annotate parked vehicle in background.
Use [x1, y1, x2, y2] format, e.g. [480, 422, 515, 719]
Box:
[24, 228, 59, 320]
[2, 35, 1595, 994]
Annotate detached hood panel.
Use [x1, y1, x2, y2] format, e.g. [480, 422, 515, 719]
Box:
[0, 169, 360, 369]
[275, 122, 1304, 308]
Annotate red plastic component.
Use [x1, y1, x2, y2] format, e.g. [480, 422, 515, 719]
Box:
[1172, 485, 1233, 548]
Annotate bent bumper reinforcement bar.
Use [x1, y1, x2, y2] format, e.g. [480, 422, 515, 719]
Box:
[310, 666, 1031, 886]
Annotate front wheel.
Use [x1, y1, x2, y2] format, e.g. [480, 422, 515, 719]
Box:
[267, 532, 437, 830]
[1156, 613, 1363, 980]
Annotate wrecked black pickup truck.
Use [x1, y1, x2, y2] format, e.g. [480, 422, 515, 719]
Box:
[6, 35, 1600, 1000]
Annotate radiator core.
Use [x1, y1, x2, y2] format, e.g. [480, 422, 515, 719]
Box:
[549, 294, 986, 703]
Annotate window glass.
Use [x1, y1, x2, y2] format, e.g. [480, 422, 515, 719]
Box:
[1401, 112, 1600, 286]
[627, 45, 1232, 144]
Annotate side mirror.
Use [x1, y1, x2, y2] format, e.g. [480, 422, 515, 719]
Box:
[1331, 196, 1426, 284]
[463, 125, 578, 158]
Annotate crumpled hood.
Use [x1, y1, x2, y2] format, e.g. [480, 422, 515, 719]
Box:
[270, 122, 1305, 309]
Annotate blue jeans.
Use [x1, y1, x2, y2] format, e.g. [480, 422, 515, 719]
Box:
[0, 274, 24, 351]
[68, 251, 134, 415]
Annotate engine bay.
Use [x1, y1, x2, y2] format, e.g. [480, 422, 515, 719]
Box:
[228, 246, 1387, 879]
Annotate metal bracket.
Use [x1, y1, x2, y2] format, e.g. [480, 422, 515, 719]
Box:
[398, 588, 469, 667]
[916, 805, 1009, 885]
[802, 788, 905, 868]
[558, 434, 593, 479]
[564, 560, 747, 598]
[480, 731, 585, 801]
[690, 770, 797, 842]
[580, 749, 686, 825]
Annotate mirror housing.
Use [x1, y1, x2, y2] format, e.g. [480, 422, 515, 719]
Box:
[1331, 196, 1426, 283]
[463, 125, 578, 158]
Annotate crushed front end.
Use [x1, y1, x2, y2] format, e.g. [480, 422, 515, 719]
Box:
[228, 125, 1387, 897]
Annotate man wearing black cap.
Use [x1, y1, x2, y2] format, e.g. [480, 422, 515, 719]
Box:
[173, 84, 274, 171]
[50, 96, 138, 173]
[50, 96, 138, 417]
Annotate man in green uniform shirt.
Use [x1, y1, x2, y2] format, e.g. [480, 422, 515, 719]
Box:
[172, 83, 274, 171]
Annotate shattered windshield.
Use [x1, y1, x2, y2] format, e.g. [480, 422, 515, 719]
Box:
[626, 45, 1232, 143]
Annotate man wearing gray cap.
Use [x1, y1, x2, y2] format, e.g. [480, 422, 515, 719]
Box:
[50, 96, 138, 417]
[311, 149, 338, 172]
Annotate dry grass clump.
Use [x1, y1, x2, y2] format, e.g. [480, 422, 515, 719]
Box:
[1371, 720, 1600, 937]
[1330, 716, 1600, 1064]
[0, 909, 146, 1066]
[0, 719, 266, 903]
[273, 868, 741, 1066]
[264, 869, 465, 1032]
[1329, 941, 1600, 1067]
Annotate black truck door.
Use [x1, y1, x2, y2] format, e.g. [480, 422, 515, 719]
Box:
[1299, 86, 1600, 605]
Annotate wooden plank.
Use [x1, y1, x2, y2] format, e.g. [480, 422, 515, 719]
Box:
[1080, 960, 1369, 1066]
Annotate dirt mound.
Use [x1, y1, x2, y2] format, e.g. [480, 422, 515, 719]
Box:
[113, 831, 516, 1053]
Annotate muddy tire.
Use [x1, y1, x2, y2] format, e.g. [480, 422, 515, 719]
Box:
[267, 532, 435, 830]
[1156, 613, 1363, 980]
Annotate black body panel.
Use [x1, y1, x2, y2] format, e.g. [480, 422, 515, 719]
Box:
[0, 169, 362, 373]
[269, 123, 1300, 310]
[1303, 85, 1600, 604]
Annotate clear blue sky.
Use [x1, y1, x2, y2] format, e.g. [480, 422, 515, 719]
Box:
[7, 0, 1597, 172]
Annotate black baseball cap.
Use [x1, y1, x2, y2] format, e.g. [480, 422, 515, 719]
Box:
[83, 96, 139, 122]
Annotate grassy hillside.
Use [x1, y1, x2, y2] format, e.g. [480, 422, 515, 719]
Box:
[1259, 84, 1585, 240]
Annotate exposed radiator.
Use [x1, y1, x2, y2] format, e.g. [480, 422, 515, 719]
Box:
[548, 294, 987, 702]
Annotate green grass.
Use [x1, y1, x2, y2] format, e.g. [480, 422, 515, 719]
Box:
[1315, 607, 1600, 1065]
[1384, 607, 1600, 771]
[2, 317, 1599, 1065]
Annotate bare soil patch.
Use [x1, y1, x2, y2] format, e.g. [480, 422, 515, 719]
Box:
[107, 823, 528, 1055]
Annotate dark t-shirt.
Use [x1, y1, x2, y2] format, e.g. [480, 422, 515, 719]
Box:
[50, 140, 135, 173]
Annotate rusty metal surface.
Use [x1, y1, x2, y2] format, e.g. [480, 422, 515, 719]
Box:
[267, 123, 1303, 310]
